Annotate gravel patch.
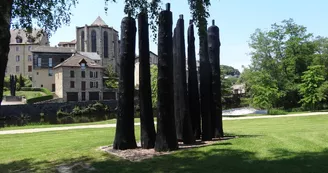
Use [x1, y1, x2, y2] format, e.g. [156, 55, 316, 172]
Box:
[100, 137, 235, 162]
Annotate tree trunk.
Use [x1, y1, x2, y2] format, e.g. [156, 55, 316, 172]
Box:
[187, 20, 201, 139]
[198, 21, 213, 141]
[155, 3, 178, 152]
[113, 16, 137, 150]
[208, 20, 224, 138]
[138, 11, 156, 149]
[173, 15, 195, 144]
[0, 0, 13, 108]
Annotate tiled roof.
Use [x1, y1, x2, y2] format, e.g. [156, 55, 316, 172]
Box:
[31, 46, 76, 53]
[91, 16, 108, 26]
[78, 52, 101, 60]
[10, 29, 46, 45]
[54, 53, 103, 69]
[58, 39, 76, 45]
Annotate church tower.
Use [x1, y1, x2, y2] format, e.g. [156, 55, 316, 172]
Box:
[76, 16, 120, 72]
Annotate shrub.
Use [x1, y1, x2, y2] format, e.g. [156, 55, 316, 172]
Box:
[56, 109, 70, 119]
[58, 116, 75, 124]
[26, 95, 53, 104]
[41, 88, 52, 95]
[20, 87, 42, 91]
[267, 108, 287, 115]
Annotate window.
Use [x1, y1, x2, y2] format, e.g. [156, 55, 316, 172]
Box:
[36, 72, 39, 75]
[49, 58, 52, 67]
[91, 30, 97, 52]
[28, 46, 32, 51]
[95, 82, 98, 88]
[81, 31, 85, 51]
[16, 46, 19, 51]
[70, 81, 75, 88]
[27, 36, 34, 43]
[16, 66, 20, 72]
[70, 70, 74, 78]
[28, 65, 32, 72]
[90, 81, 93, 88]
[104, 31, 108, 58]
[16, 55, 20, 62]
[81, 71, 85, 78]
[48, 69, 53, 76]
[81, 63, 85, 70]
[95, 71, 98, 78]
[81, 92, 86, 101]
[81, 81, 86, 91]
[90, 71, 93, 78]
[37, 58, 42, 67]
[41, 84, 43, 87]
[16, 36, 22, 43]
[28, 55, 32, 61]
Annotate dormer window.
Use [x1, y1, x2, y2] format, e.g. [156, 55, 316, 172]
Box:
[27, 36, 34, 43]
[81, 63, 86, 70]
[16, 36, 22, 43]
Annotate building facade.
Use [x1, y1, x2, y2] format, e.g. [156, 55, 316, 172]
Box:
[6, 29, 49, 77]
[54, 53, 104, 102]
[31, 46, 76, 91]
[75, 16, 120, 72]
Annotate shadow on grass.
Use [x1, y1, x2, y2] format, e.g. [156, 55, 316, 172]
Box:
[2, 147, 328, 173]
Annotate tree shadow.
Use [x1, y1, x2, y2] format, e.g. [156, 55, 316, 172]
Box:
[1, 147, 328, 173]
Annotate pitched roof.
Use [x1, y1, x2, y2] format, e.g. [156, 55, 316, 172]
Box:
[54, 53, 103, 69]
[58, 39, 76, 45]
[91, 16, 108, 26]
[31, 46, 76, 53]
[10, 29, 46, 45]
[78, 52, 101, 60]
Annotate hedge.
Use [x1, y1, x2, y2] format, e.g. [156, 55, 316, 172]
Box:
[25, 87, 53, 104]
[26, 95, 54, 104]
[20, 87, 42, 91]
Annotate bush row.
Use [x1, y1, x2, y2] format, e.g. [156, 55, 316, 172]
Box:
[25, 87, 53, 104]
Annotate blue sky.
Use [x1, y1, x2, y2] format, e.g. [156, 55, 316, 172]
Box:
[49, 0, 328, 71]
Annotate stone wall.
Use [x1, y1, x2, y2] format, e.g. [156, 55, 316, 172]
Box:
[0, 100, 117, 126]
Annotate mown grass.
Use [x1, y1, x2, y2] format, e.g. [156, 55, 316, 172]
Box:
[0, 115, 328, 172]
[3, 91, 44, 99]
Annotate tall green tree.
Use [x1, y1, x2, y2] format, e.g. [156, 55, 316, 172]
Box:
[299, 65, 325, 110]
[242, 19, 317, 109]
[104, 64, 119, 89]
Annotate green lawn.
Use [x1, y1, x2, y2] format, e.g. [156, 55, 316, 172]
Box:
[3, 91, 45, 99]
[0, 115, 328, 172]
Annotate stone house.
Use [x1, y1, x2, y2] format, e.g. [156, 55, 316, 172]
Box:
[31, 46, 76, 91]
[54, 53, 105, 102]
[31, 46, 102, 92]
[6, 29, 49, 77]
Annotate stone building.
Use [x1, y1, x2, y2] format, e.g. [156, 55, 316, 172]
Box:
[75, 16, 120, 72]
[31, 46, 76, 91]
[54, 53, 104, 102]
[6, 29, 49, 77]
[31, 46, 101, 92]
[57, 40, 76, 48]
[134, 51, 158, 87]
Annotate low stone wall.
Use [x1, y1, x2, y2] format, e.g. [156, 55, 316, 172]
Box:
[4, 96, 23, 102]
[0, 100, 117, 126]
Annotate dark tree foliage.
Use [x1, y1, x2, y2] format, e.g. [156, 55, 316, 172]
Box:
[208, 20, 223, 138]
[138, 10, 156, 149]
[173, 15, 195, 144]
[0, 0, 78, 108]
[187, 20, 201, 139]
[155, 4, 178, 152]
[113, 16, 137, 150]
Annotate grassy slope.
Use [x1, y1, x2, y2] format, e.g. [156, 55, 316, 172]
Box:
[1, 115, 328, 172]
[3, 91, 45, 99]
